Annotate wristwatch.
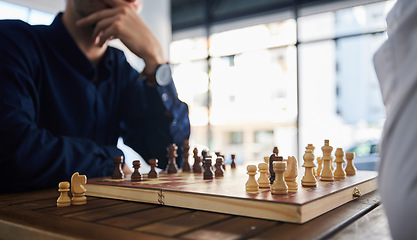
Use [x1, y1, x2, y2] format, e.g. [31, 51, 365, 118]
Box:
[142, 63, 172, 86]
[155, 63, 172, 86]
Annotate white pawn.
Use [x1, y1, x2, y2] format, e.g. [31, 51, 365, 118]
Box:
[345, 152, 357, 176]
[271, 161, 288, 195]
[284, 156, 298, 192]
[302, 149, 317, 187]
[257, 163, 270, 188]
[57, 181, 71, 207]
[246, 165, 259, 192]
[334, 148, 346, 179]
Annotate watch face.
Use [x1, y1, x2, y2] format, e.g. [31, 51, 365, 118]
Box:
[155, 64, 172, 86]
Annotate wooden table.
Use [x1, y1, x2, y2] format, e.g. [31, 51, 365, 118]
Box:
[0, 189, 391, 240]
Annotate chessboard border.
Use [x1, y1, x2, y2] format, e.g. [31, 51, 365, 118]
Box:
[86, 174, 377, 223]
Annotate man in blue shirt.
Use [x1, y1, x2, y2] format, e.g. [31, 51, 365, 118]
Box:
[0, 0, 190, 193]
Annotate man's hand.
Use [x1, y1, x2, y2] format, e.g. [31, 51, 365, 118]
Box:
[76, 0, 165, 74]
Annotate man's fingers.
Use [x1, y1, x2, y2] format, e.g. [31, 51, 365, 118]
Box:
[96, 23, 122, 47]
[91, 16, 120, 42]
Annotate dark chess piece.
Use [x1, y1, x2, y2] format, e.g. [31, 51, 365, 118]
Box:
[201, 149, 208, 160]
[148, 159, 158, 178]
[166, 143, 178, 174]
[131, 160, 142, 182]
[215, 152, 226, 171]
[230, 154, 236, 169]
[181, 140, 191, 172]
[273, 146, 279, 155]
[269, 154, 282, 184]
[214, 157, 224, 177]
[203, 157, 214, 180]
[192, 147, 203, 173]
[112, 156, 124, 179]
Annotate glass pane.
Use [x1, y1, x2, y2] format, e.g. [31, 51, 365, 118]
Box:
[334, 1, 395, 37]
[298, 33, 387, 160]
[209, 19, 296, 57]
[0, 1, 28, 21]
[210, 47, 297, 124]
[28, 9, 54, 25]
[298, 0, 395, 42]
[298, 12, 335, 42]
[172, 60, 210, 147]
[336, 34, 387, 126]
[209, 45, 297, 161]
[298, 40, 337, 157]
[170, 37, 208, 63]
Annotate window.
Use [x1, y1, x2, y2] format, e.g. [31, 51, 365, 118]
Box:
[0, 1, 54, 24]
[171, 0, 395, 163]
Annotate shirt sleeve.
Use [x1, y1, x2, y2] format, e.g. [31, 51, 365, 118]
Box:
[120, 74, 190, 170]
[0, 64, 122, 193]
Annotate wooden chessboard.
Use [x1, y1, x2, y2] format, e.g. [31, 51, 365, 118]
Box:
[85, 167, 377, 224]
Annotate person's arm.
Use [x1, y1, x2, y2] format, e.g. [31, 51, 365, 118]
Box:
[0, 64, 122, 193]
[119, 68, 190, 170]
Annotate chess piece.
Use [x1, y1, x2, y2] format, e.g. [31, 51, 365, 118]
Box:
[306, 144, 316, 176]
[301, 149, 317, 187]
[284, 156, 298, 191]
[148, 159, 158, 178]
[316, 157, 323, 177]
[246, 165, 259, 192]
[71, 172, 87, 205]
[215, 152, 226, 171]
[257, 163, 270, 188]
[181, 140, 191, 172]
[263, 156, 270, 177]
[306, 144, 315, 152]
[345, 152, 357, 176]
[221, 154, 226, 171]
[214, 157, 224, 177]
[269, 154, 282, 184]
[57, 181, 71, 207]
[192, 147, 203, 173]
[203, 157, 214, 180]
[112, 156, 124, 179]
[230, 154, 236, 169]
[273, 146, 279, 156]
[201, 149, 208, 160]
[271, 161, 288, 194]
[131, 160, 142, 182]
[334, 148, 346, 179]
[166, 143, 178, 174]
[320, 140, 334, 181]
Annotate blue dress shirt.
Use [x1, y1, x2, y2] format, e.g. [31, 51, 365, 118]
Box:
[0, 14, 190, 193]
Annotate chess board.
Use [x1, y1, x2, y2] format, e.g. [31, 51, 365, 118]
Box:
[85, 168, 377, 224]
